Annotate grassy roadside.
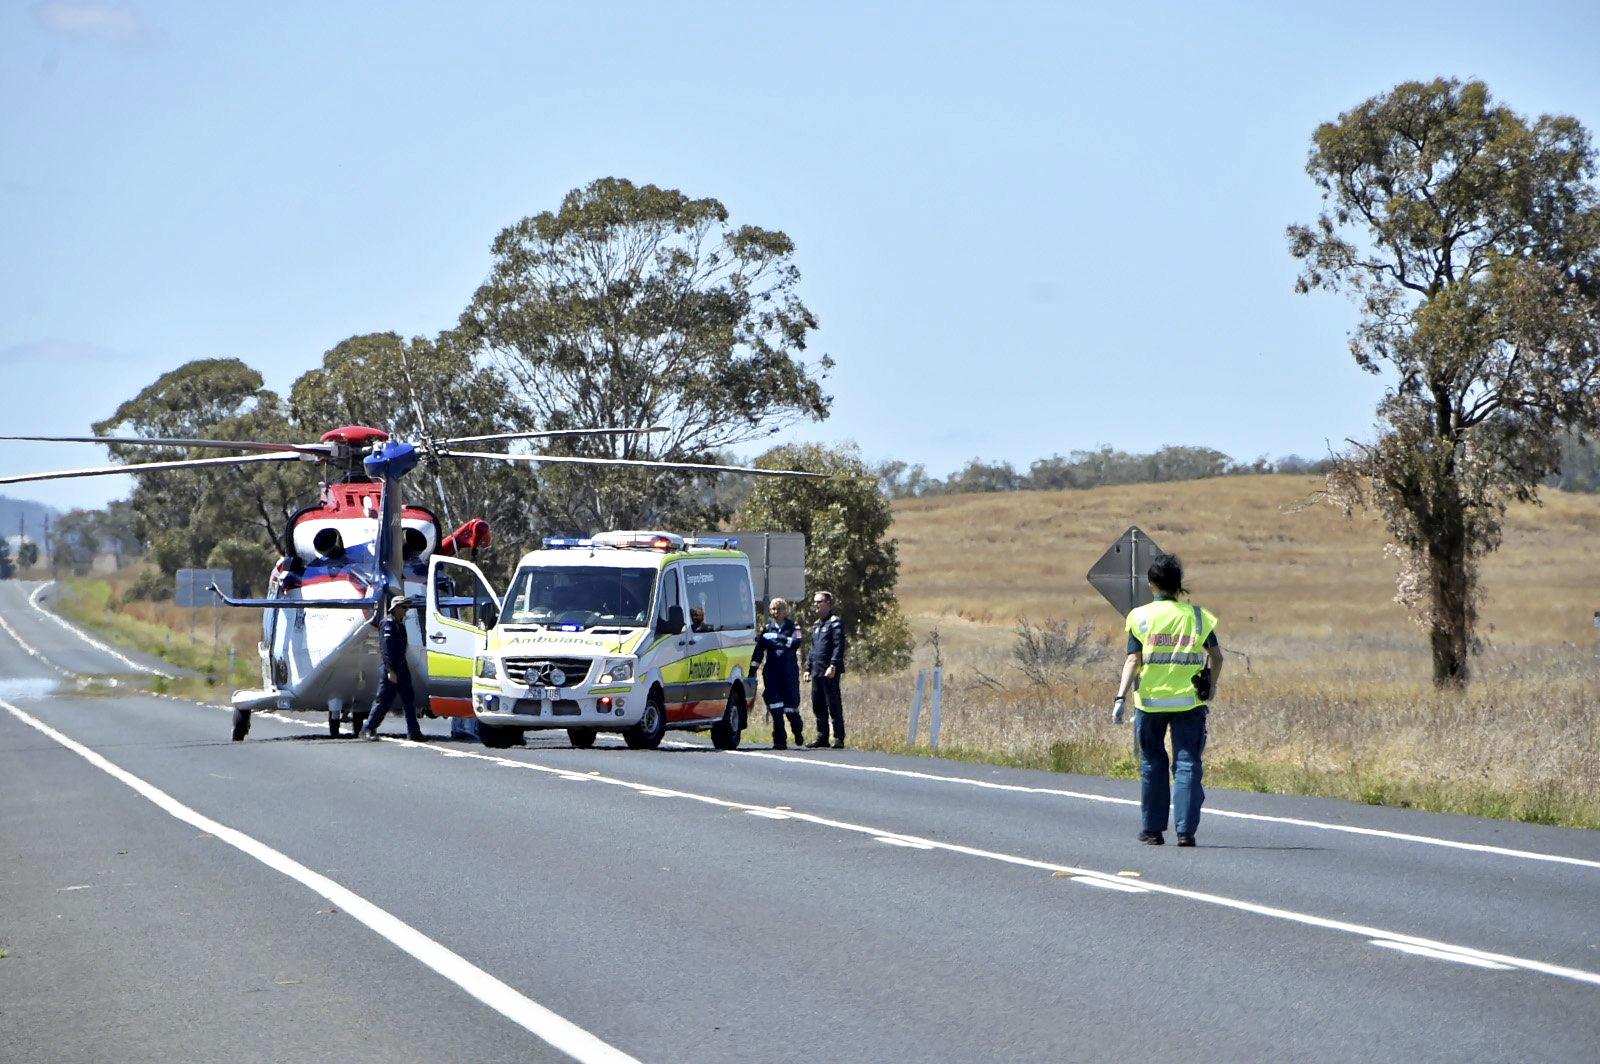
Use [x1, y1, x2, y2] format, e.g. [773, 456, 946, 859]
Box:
[858, 733, 1600, 829]
[49, 575, 258, 704]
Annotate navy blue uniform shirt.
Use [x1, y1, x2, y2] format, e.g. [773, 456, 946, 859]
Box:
[809, 614, 847, 674]
[379, 615, 409, 672]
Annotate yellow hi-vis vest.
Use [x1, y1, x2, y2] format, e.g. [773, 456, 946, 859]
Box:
[1126, 598, 1217, 712]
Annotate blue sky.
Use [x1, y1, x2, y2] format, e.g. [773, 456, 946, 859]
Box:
[4, 1, 1599, 511]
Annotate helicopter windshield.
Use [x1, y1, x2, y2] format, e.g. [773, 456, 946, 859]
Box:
[502, 565, 656, 631]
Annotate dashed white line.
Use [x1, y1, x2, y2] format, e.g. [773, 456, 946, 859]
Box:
[0, 698, 638, 1064]
[1073, 876, 1150, 894]
[705, 747, 1600, 872]
[27, 582, 173, 677]
[1370, 940, 1515, 971]
[11, 614, 1599, 992]
[280, 723, 1597, 989]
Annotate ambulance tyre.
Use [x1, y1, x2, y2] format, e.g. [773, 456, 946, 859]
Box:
[711, 687, 744, 751]
[479, 722, 520, 749]
[567, 727, 598, 749]
[624, 691, 667, 750]
[231, 707, 251, 742]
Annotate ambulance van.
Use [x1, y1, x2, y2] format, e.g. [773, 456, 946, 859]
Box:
[424, 531, 758, 750]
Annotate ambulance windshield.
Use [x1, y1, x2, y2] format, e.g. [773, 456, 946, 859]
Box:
[502, 565, 657, 631]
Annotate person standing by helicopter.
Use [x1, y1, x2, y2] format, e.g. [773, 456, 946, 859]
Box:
[752, 597, 804, 749]
[361, 595, 425, 743]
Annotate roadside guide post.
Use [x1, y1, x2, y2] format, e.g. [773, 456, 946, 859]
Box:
[907, 669, 926, 746]
[929, 667, 944, 749]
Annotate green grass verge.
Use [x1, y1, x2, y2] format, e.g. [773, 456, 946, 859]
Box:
[50, 577, 255, 704]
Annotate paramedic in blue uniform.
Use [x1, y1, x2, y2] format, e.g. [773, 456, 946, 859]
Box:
[361, 595, 425, 742]
[752, 597, 804, 749]
[804, 591, 848, 749]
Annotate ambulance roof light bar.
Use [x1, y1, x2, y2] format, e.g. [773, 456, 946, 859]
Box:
[684, 536, 740, 550]
[591, 530, 683, 552]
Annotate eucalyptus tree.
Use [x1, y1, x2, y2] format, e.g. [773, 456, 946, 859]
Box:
[460, 177, 832, 531]
[1289, 78, 1600, 685]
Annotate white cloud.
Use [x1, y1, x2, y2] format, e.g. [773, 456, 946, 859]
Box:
[31, 1, 146, 43]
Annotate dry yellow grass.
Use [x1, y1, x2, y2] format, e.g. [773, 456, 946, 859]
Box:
[818, 475, 1600, 827]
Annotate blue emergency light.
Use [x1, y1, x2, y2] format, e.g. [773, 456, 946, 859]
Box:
[542, 537, 595, 549]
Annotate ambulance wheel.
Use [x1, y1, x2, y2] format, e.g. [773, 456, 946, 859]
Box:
[567, 727, 598, 749]
[711, 688, 744, 751]
[479, 722, 520, 749]
[231, 708, 251, 742]
[623, 692, 666, 750]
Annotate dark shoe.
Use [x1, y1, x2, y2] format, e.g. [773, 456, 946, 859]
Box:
[831, 739, 845, 749]
[1138, 831, 1164, 845]
[360, 729, 380, 742]
[792, 735, 804, 747]
[806, 738, 829, 749]
[773, 741, 788, 750]
[407, 734, 426, 743]
[1176, 834, 1196, 847]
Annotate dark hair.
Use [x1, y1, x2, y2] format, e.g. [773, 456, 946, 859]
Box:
[1147, 553, 1188, 596]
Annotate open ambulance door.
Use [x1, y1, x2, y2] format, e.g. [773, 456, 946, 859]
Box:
[425, 555, 500, 718]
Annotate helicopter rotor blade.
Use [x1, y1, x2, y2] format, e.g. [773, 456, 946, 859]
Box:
[0, 434, 334, 457]
[437, 449, 829, 478]
[437, 426, 670, 447]
[0, 450, 310, 486]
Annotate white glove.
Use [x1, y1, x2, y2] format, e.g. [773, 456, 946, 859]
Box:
[1112, 696, 1127, 725]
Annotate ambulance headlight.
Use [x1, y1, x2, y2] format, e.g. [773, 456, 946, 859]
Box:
[475, 655, 497, 680]
[599, 659, 634, 684]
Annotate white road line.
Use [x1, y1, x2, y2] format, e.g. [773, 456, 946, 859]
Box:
[1073, 876, 1149, 894]
[699, 747, 1600, 872]
[0, 699, 638, 1064]
[873, 836, 935, 849]
[27, 582, 173, 677]
[0, 598, 73, 676]
[1370, 940, 1515, 971]
[255, 720, 1596, 990]
[16, 622, 1599, 991]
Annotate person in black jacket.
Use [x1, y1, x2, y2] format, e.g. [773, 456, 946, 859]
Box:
[752, 597, 804, 749]
[361, 596, 424, 742]
[804, 591, 847, 749]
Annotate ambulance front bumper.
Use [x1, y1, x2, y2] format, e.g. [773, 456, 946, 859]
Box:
[472, 687, 637, 728]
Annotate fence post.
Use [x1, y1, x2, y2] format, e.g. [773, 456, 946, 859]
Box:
[906, 670, 926, 746]
[929, 667, 944, 750]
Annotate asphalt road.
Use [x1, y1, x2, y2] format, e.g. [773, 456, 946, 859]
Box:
[2, 579, 1598, 1063]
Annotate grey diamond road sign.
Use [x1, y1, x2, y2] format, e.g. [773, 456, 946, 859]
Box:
[1086, 526, 1166, 617]
[175, 568, 233, 608]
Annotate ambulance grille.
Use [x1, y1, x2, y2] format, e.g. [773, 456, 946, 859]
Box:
[503, 657, 593, 687]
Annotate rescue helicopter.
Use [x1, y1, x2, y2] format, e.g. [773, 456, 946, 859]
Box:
[0, 424, 823, 741]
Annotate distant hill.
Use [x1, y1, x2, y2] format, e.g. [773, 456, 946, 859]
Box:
[0, 495, 59, 548]
[890, 474, 1600, 654]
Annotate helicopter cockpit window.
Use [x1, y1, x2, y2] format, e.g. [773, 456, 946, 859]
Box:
[503, 565, 657, 631]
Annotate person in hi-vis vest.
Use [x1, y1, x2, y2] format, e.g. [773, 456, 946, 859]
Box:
[1112, 554, 1222, 847]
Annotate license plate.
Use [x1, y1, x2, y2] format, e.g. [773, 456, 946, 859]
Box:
[543, 686, 560, 701]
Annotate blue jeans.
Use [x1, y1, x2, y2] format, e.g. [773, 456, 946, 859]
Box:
[1135, 707, 1207, 836]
